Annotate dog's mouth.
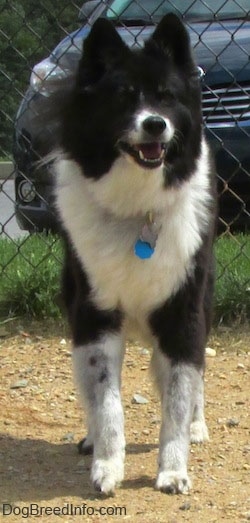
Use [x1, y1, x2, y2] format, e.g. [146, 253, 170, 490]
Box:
[119, 141, 167, 168]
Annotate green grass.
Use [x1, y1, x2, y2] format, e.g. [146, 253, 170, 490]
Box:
[0, 234, 63, 318]
[214, 233, 250, 324]
[0, 233, 249, 323]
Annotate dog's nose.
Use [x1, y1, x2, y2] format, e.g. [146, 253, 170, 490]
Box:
[142, 116, 166, 137]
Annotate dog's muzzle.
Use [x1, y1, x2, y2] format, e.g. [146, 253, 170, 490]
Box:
[119, 115, 170, 169]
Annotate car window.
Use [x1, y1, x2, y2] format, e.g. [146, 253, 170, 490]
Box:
[106, 0, 250, 22]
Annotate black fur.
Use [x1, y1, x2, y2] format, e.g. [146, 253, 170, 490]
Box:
[149, 232, 216, 367]
[55, 14, 217, 494]
[62, 15, 203, 184]
[59, 15, 216, 366]
[62, 242, 123, 347]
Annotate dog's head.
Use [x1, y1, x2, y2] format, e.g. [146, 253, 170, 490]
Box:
[62, 14, 202, 184]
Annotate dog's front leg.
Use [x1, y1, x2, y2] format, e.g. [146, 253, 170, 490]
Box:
[152, 348, 200, 494]
[73, 333, 125, 495]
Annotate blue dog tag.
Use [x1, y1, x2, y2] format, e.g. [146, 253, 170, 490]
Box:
[134, 239, 154, 259]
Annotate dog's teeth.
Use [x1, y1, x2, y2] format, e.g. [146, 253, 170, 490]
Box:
[139, 150, 145, 160]
[160, 149, 165, 159]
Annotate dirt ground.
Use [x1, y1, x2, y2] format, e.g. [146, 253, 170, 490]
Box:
[0, 320, 249, 522]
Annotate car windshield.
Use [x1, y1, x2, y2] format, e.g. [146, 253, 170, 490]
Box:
[52, 0, 250, 61]
[105, 0, 250, 23]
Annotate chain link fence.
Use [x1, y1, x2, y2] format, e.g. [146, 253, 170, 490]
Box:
[0, 0, 249, 321]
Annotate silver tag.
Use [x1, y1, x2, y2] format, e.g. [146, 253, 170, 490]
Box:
[140, 220, 158, 249]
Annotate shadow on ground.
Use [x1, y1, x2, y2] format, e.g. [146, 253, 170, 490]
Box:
[0, 434, 157, 503]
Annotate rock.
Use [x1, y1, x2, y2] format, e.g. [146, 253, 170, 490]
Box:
[132, 393, 149, 404]
[205, 347, 216, 357]
[61, 432, 75, 442]
[226, 418, 240, 427]
[75, 458, 87, 474]
[67, 394, 76, 402]
[76, 458, 85, 467]
[10, 379, 28, 389]
[140, 348, 150, 355]
[179, 502, 191, 511]
[150, 417, 161, 425]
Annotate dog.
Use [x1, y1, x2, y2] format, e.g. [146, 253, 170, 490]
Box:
[54, 13, 217, 495]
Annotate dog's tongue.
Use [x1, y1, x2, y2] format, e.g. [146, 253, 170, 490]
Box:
[138, 142, 162, 159]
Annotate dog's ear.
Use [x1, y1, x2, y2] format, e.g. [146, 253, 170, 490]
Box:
[146, 14, 195, 70]
[78, 18, 129, 85]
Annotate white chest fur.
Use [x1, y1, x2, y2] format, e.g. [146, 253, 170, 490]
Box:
[55, 140, 211, 325]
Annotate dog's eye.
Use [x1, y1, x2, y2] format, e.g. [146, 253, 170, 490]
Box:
[157, 87, 175, 101]
[117, 85, 135, 96]
[81, 85, 94, 94]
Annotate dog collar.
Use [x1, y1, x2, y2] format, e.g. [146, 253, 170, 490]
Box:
[134, 211, 159, 259]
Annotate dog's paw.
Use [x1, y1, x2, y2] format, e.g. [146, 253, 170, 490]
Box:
[190, 420, 209, 444]
[155, 470, 191, 495]
[91, 457, 124, 495]
[77, 436, 94, 455]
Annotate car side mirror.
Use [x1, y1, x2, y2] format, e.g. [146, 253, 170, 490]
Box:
[79, 0, 102, 21]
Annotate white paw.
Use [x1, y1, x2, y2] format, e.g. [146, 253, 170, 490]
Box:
[91, 457, 124, 495]
[156, 470, 191, 494]
[190, 420, 209, 444]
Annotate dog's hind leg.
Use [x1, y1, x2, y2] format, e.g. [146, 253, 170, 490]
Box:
[190, 373, 209, 444]
[152, 348, 201, 494]
[73, 333, 126, 495]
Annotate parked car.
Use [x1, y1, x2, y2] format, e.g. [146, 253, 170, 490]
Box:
[13, 0, 250, 233]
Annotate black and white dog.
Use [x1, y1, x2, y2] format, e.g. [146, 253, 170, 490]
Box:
[54, 14, 217, 495]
